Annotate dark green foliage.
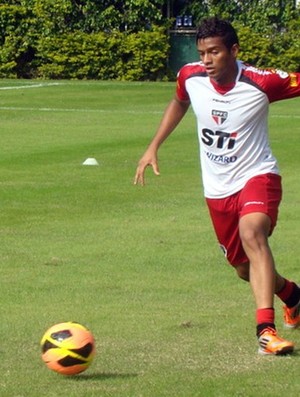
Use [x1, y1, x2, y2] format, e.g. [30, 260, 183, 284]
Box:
[179, 0, 300, 72]
[0, 1, 299, 80]
[0, 2, 169, 80]
[237, 19, 300, 71]
[35, 27, 169, 80]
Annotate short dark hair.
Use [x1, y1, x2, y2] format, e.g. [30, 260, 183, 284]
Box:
[196, 17, 239, 50]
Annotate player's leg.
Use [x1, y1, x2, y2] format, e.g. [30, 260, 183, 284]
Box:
[239, 212, 275, 309]
[239, 211, 294, 354]
[236, 262, 300, 329]
[277, 280, 300, 329]
[235, 263, 286, 293]
[238, 174, 298, 354]
[206, 182, 299, 354]
[234, 262, 249, 281]
[238, 173, 300, 326]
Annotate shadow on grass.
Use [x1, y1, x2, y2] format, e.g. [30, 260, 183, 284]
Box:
[69, 372, 139, 381]
[261, 348, 300, 358]
[289, 348, 300, 357]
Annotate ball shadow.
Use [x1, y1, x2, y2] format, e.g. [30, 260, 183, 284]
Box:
[69, 371, 139, 381]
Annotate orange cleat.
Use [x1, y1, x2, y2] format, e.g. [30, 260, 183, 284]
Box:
[283, 301, 300, 329]
[258, 328, 294, 355]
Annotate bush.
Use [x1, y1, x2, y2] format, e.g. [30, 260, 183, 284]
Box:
[0, 2, 298, 80]
[35, 27, 169, 81]
[0, 4, 37, 78]
[237, 22, 300, 72]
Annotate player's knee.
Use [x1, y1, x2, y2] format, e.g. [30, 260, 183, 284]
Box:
[239, 228, 257, 247]
[239, 214, 271, 250]
[240, 228, 269, 253]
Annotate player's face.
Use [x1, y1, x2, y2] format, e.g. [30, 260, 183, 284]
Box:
[197, 36, 239, 85]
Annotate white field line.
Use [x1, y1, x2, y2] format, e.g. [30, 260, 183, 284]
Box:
[0, 82, 62, 90]
[0, 106, 163, 114]
[0, 106, 298, 117]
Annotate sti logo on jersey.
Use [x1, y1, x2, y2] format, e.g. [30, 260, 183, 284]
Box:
[212, 110, 228, 125]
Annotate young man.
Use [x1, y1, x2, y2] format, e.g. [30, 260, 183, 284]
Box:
[134, 17, 300, 355]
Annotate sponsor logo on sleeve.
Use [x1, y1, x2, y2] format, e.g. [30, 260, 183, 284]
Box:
[274, 69, 289, 79]
[289, 73, 298, 87]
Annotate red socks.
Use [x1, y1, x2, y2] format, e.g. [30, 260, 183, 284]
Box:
[276, 279, 300, 308]
[256, 307, 275, 325]
[256, 308, 275, 336]
[256, 279, 300, 337]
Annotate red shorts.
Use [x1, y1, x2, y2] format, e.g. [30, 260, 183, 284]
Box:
[206, 173, 282, 266]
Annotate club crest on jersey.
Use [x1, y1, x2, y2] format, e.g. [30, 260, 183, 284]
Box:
[212, 110, 228, 125]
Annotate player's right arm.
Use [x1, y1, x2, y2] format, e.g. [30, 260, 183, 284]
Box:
[134, 95, 190, 186]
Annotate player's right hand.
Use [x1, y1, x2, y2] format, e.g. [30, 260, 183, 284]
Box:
[133, 152, 160, 186]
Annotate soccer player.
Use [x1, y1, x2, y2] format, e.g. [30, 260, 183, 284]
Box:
[134, 17, 300, 355]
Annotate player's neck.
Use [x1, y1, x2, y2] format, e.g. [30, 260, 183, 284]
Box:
[210, 62, 239, 92]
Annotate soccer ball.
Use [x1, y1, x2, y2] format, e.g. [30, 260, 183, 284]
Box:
[41, 321, 96, 375]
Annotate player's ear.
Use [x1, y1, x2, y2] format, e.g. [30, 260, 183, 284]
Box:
[231, 43, 239, 58]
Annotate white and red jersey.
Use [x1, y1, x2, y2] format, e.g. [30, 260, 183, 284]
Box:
[176, 61, 300, 198]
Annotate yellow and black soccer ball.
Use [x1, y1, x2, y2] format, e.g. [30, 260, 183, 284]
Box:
[41, 322, 95, 375]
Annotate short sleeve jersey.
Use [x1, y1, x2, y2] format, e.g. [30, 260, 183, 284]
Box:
[176, 61, 300, 198]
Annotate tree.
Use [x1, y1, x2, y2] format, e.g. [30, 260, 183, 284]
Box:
[171, 0, 300, 71]
[0, 0, 170, 79]
[0, 0, 299, 79]
[175, 0, 299, 33]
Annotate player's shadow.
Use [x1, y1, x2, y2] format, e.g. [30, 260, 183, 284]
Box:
[70, 372, 139, 381]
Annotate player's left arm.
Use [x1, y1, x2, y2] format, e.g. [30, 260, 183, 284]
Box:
[265, 71, 300, 103]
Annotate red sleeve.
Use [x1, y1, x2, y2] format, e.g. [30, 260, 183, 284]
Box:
[176, 66, 190, 101]
[176, 63, 206, 101]
[265, 71, 300, 102]
[244, 68, 300, 103]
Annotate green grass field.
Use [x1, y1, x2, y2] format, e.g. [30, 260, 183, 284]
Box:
[0, 79, 299, 397]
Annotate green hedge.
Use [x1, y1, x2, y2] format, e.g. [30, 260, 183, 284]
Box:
[237, 22, 300, 72]
[0, 3, 299, 80]
[36, 28, 170, 81]
[0, 23, 170, 80]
